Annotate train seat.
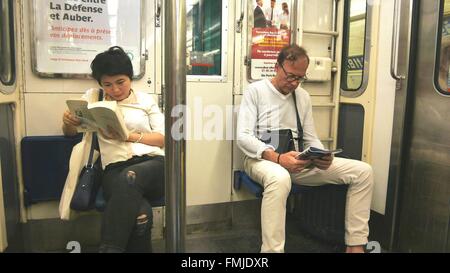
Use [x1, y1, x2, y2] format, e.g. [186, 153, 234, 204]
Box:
[21, 135, 165, 211]
[21, 135, 83, 205]
[233, 170, 306, 197]
[233, 170, 348, 244]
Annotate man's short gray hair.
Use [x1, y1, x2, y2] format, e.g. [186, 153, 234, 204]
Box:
[277, 44, 310, 65]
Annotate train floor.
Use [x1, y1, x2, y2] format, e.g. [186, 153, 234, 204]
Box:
[6, 195, 385, 253]
[152, 217, 344, 253]
[5, 214, 344, 253]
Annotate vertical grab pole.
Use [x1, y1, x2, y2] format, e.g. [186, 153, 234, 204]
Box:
[390, 0, 405, 81]
[331, 0, 338, 62]
[164, 0, 187, 253]
[292, 0, 299, 44]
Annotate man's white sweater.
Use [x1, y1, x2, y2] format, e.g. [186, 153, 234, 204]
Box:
[237, 79, 323, 159]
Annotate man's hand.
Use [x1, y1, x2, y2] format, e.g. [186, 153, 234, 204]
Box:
[279, 151, 311, 173]
[312, 154, 333, 170]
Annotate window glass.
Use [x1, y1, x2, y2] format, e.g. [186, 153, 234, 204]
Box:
[0, 0, 15, 88]
[186, 0, 222, 76]
[341, 0, 366, 91]
[248, 0, 293, 81]
[436, 0, 450, 95]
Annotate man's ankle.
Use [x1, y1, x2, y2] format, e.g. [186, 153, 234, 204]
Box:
[345, 245, 365, 253]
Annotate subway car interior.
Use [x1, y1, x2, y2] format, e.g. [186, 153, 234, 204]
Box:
[0, 0, 449, 253]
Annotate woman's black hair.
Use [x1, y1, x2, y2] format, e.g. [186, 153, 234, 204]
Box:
[90, 46, 134, 85]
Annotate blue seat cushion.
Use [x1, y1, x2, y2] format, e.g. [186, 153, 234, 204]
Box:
[21, 135, 82, 205]
[21, 134, 166, 211]
[234, 170, 306, 197]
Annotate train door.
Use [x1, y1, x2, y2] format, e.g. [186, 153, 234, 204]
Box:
[367, 0, 450, 252]
[337, 0, 409, 249]
[338, 0, 416, 251]
[0, 0, 22, 252]
[393, 0, 450, 252]
[357, 0, 414, 250]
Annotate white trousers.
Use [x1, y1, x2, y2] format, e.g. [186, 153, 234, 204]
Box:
[244, 156, 374, 253]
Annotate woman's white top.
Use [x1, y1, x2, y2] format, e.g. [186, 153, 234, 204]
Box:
[83, 88, 165, 169]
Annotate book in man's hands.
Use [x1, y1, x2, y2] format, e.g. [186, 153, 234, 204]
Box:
[66, 99, 129, 141]
[296, 147, 343, 160]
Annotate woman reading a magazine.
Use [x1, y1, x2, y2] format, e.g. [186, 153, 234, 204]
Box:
[62, 46, 164, 253]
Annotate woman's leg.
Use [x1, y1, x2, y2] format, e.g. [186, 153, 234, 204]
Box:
[122, 156, 165, 202]
[126, 199, 153, 253]
[99, 156, 164, 252]
[123, 156, 164, 253]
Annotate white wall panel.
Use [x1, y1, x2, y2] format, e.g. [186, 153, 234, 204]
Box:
[186, 83, 233, 206]
[371, 0, 396, 215]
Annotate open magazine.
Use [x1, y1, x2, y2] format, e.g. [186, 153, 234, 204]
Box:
[296, 147, 343, 160]
[66, 99, 129, 141]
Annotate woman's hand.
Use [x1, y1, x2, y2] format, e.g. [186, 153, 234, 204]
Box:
[62, 110, 81, 127]
[126, 132, 144, 144]
[125, 132, 165, 148]
[62, 110, 80, 136]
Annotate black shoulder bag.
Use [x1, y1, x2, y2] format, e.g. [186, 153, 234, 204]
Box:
[260, 92, 304, 153]
[70, 90, 103, 211]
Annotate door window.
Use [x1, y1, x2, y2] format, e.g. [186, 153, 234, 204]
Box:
[435, 0, 450, 95]
[187, 0, 225, 78]
[341, 0, 368, 95]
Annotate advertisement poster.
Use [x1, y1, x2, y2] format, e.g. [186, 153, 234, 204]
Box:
[250, 0, 292, 80]
[251, 28, 290, 80]
[33, 0, 142, 76]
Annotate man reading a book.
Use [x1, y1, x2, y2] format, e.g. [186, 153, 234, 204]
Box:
[236, 44, 374, 253]
[62, 46, 164, 253]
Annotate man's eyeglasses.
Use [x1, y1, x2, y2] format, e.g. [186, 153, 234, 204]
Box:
[279, 63, 308, 83]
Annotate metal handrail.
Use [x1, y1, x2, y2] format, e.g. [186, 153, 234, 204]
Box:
[390, 0, 406, 80]
[303, 30, 339, 37]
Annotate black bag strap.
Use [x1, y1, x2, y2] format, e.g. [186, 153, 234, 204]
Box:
[86, 134, 97, 167]
[87, 89, 103, 166]
[292, 92, 304, 151]
[98, 88, 104, 101]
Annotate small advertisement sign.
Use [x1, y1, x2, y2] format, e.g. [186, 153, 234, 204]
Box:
[251, 28, 290, 80]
